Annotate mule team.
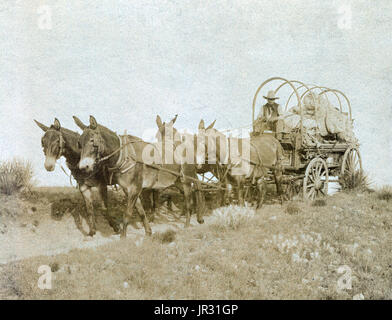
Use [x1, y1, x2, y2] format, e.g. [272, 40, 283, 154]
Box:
[35, 115, 284, 238]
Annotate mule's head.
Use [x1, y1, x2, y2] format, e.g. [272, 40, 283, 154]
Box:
[155, 114, 179, 143]
[35, 118, 65, 172]
[74, 115, 106, 173]
[197, 119, 220, 167]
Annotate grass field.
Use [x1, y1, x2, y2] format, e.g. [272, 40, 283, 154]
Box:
[1, 186, 392, 300]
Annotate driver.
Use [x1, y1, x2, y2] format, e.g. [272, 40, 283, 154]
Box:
[254, 90, 281, 133]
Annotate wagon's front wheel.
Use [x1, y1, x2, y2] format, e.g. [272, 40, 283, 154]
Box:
[303, 158, 329, 200]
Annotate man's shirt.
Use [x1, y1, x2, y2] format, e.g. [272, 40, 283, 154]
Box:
[257, 102, 280, 120]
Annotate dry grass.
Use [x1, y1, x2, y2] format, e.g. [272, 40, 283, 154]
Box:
[312, 199, 327, 207]
[285, 202, 301, 215]
[153, 229, 176, 243]
[210, 206, 255, 230]
[339, 170, 371, 192]
[376, 186, 392, 202]
[0, 159, 34, 195]
[1, 187, 392, 300]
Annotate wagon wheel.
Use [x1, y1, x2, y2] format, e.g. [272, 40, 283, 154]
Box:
[340, 147, 363, 189]
[303, 158, 329, 200]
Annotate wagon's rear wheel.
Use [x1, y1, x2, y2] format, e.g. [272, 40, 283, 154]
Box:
[340, 147, 363, 189]
[303, 158, 329, 200]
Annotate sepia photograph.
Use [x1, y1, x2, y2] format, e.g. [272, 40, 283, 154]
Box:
[0, 0, 391, 304]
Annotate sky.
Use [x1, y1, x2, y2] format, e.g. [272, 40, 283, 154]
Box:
[0, 0, 391, 186]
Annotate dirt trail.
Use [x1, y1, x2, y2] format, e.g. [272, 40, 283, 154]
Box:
[0, 204, 213, 265]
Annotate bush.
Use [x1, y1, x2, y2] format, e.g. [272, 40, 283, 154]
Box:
[50, 198, 78, 220]
[0, 159, 34, 195]
[285, 202, 301, 215]
[376, 185, 392, 202]
[312, 199, 327, 207]
[153, 229, 176, 243]
[211, 205, 255, 230]
[339, 170, 371, 192]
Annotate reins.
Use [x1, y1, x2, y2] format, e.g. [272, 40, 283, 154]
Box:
[96, 134, 229, 191]
[96, 137, 144, 165]
[46, 129, 76, 186]
[60, 163, 75, 187]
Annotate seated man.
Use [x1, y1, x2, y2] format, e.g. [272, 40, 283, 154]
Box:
[253, 90, 282, 135]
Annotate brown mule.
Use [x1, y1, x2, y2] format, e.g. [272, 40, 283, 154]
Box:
[197, 120, 284, 208]
[76, 115, 203, 238]
[34, 118, 120, 236]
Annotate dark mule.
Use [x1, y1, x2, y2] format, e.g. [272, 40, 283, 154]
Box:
[34, 118, 119, 236]
[76, 115, 205, 238]
[155, 115, 205, 227]
[197, 120, 284, 208]
[75, 116, 152, 238]
[193, 120, 228, 206]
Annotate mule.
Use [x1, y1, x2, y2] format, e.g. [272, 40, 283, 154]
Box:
[34, 118, 119, 236]
[197, 120, 284, 208]
[193, 120, 228, 206]
[155, 115, 205, 226]
[75, 115, 204, 238]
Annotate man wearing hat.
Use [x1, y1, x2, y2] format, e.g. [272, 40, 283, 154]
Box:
[254, 90, 281, 133]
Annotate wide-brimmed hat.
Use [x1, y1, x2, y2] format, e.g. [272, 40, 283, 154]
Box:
[263, 90, 279, 100]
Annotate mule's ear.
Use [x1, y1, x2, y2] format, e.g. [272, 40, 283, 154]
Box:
[34, 119, 49, 132]
[169, 114, 178, 125]
[206, 119, 216, 130]
[156, 115, 163, 128]
[73, 116, 87, 130]
[89, 115, 98, 130]
[53, 118, 61, 130]
[198, 119, 205, 130]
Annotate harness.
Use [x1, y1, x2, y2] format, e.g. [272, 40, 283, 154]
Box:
[45, 129, 65, 160]
[94, 133, 227, 190]
[45, 129, 75, 186]
[106, 135, 140, 184]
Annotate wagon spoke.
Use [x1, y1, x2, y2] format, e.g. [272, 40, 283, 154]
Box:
[304, 158, 328, 200]
[317, 162, 323, 175]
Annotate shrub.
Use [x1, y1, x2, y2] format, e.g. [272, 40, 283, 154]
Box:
[376, 185, 392, 202]
[210, 205, 255, 230]
[312, 199, 327, 207]
[50, 262, 60, 273]
[50, 198, 78, 220]
[339, 170, 371, 192]
[285, 202, 301, 215]
[0, 159, 34, 195]
[153, 229, 176, 243]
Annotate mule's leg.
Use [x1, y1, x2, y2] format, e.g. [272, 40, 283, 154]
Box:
[98, 184, 120, 233]
[70, 208, 88, 236]
[194, 180, 205, 224]
[151, 189, 159, 221]
[79, 184, 96, 236]
[236, 178, 244, 206]
[135, 197, 152, 236]
[273, 167, 284, 205]
[121, 185, 140, 239]
[220, 179, 229, 207]
[182, 182, 193, 228]
[123, 189, 140, 230]
[256, 178, 266, 209]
